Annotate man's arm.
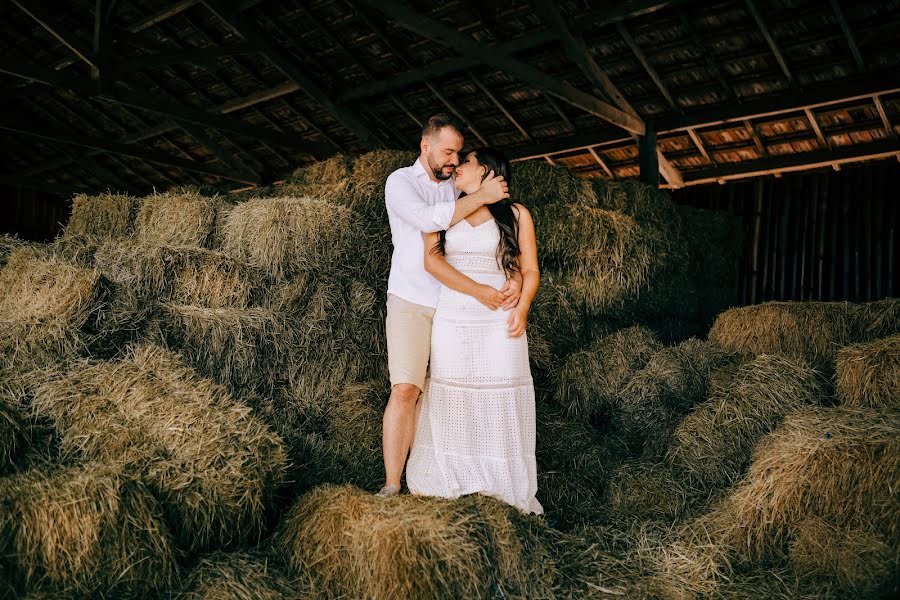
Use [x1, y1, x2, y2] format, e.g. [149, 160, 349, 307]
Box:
[446, 170, 509, 227]
[423, 232, 505, 310]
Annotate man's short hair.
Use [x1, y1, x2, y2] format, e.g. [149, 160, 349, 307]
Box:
[421, 113, 464, 140]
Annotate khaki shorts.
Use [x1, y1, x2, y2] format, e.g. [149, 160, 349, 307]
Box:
[386, 294, 435, 392]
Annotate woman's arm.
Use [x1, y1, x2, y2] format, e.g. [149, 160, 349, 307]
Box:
[506, 205, 539, 337]
[423, 231, 505, 310]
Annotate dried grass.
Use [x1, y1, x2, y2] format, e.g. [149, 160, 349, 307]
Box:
[274, 484, 560, 600]
[289, 154, 353, 186]
[0, 461, 177, 598]
[63, 192, 136, 239]
[606, 460, 693, 523]
[594, 178, 679, 227]
[708, 300, 896, 368]
[340, 150, 416, 221]
[666, 354, 826, 488]
[555, 325, 661, 419]
[222, 197, 376, 281]
[514, 160, 598, 211]
[178, 551, 317, 600]
[528, 276, 588, 360]
[835, 333, 900, 408]
[96, 240, 263, 308]
[32, 345, 288, 552]
[0, 234, 34, 267]
[135, 189, 223, 247]
[0, 385, 24, 474]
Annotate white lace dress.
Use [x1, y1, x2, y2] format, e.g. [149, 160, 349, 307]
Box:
[406, 218, 542, 514]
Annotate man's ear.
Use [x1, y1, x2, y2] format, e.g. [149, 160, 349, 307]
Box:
[420, 137, 429, 154]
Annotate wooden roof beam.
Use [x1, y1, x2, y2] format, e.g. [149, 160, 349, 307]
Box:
[356, 0, 645, 135]
[588, 147, 616, 179]
[873, 95, 896, 139]
[615, 22, 678, 111]
[686, 127, 714, 164]
[804, 108, 829, 148]
[744, 0, 794, 86]
[829, 0, 865, 72]
[201, 0, 382, 148]
[469, 74, 531, 142]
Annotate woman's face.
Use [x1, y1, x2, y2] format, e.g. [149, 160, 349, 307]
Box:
[454, 152, 486, 194]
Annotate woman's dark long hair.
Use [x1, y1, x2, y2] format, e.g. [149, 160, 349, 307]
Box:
[434, 147, 520, 276]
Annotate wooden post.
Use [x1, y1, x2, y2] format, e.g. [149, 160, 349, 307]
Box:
[750, 178, 764, 305]
[638, 121, 659, 187]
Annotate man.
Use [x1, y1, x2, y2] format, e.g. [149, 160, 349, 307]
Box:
[378, 113, 518, 497]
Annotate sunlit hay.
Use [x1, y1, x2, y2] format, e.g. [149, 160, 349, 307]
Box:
[614, 339, 736, 456]
[222, 197, 374, 282]
[594, 178, 680, 228]
[607, 460, 694, 523]
[851, 296, 899, 339]
[788, 518, 898, 596]
[528, 276, 589, 360]
[178, 551, 317, 600]
[708, 301, 867, 368]
[0, 249, 103, 365]
[555, 325, 661, 420]
[275, 484, 560, 600]
[135, 188, 223, 247]
[835, 334, 900, 408]
[666, 354, 825, 489]
[513, 160, 598, 211]
[0, 234, 35, 268]
[716, 406, 899, 561]
[156, 303, 289, 392]
[96, 240, 262, 308]
[32, 345, 288, 552]
[290, 154, 353, 186]
[341, 150, 417, 221]
[0, 461, 177, 598]
[63, 192, 136, 240]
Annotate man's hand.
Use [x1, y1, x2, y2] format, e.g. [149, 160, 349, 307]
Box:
[475, 284, 504, 310]
[507, 306, 528, 338]
[498, 273, 522, 310]
[481, 170, 509, 204]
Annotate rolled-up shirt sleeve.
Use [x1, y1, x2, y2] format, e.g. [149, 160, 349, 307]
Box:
[385, 173, 455, 233]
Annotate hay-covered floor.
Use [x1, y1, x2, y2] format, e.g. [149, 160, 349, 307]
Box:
[1, 152, 897, 599]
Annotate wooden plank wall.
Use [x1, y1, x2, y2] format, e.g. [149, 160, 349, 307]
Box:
[670, 161, 898, 306]
[1, 185, 71, 242]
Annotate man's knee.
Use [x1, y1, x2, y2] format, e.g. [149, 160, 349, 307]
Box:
[390, 383, 420, 405]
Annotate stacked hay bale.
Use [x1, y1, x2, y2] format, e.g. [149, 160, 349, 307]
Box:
[275, 484, 563, 599]
[0, 461, 177, 598]
[178, 551, 315, 599]
[835, 334, 900, 407]
[32, 344, 287, 552]
[55, 192, 138, 264]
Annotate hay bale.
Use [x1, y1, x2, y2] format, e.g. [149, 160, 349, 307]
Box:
[222, 197, 377, 281]
[606, 460, 692, 523]
[156, 303, 289, 392]
[290, 154, 353, 186]
[555, 325, 662, 420]
[0, 461, 177, 597]
[63, 192, 136, 239]
[528, 276, 589, 360]
[274, 484, 559, 599]
[836, 334, 900, 408]
[709, 300, 898, 368]
[0, 234, 33, 267]
[0, 249, 102, 365]
[614, 339, 735, 455]
[340, 150, 416, 221]
[0, 386, 24, 474]
[666, 354, 826, 487]
[178, 551, 316, 600]
[96, 240, 262, 308]
[788, 518, 898, 597]
[594, 178, 679, 227]
[32, 345, 288, 552]
[136, 188, 223, 247]
[514, 160, 598, 211]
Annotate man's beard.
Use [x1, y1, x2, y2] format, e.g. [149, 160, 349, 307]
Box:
[428, 152, 455, 181]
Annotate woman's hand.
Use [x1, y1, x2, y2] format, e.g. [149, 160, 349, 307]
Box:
[475, 284, 505, 310]
[507, 306, 528, 337]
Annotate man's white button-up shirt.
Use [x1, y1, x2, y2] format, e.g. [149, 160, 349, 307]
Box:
[385, 158, 460, 308]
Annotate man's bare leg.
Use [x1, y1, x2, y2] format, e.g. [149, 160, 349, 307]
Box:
[381, 383, 421, 492]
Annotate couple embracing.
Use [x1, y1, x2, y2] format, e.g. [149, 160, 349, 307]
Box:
[378, 113, 542, 515]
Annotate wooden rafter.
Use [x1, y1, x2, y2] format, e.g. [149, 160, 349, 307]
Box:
[201, 0, 382, 148]
[616, 22, 678, 111]
[469, 74, 531, 142]
[804, 108, 829, 148]
[356, 0, 645, 135]
[872, 95, 896, 139]
[829, 0, 865, 72]
[588, 146, 616, 179]
[744, 0, 794, 85]
[686, 127, 714, 164]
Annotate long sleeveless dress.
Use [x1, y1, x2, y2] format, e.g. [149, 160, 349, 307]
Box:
[406, 217, 543, 514]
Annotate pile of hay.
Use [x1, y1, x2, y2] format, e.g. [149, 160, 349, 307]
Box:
[221, 197, 381, 282]
[178, 551, 315, 599]
[63, 192, 136, 240]
[606, 460, 693, 523]
[0, 461, 177, 598]
[835, 334, 900, 407]
[96, 241, 263, 308]
[275, 484, 562, 599]
[555, 325, 661, 420]
[32, 344, 287, 552]
[666, 354, 826, 488]
[0, 387, 24, 475]
[709, 299, 899, 368]
[338, 150, 416, 221]
[0, 249, 102, 368]
[135, 189, 224, 248]
[613, 339, 736, 455]
[514, 160, 597, 211]
[0, 234, 32, 267]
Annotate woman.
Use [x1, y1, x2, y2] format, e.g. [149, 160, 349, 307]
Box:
[406, 148, 542, 514]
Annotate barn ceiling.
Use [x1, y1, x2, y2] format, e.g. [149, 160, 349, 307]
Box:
[1, 0, 898, 196]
